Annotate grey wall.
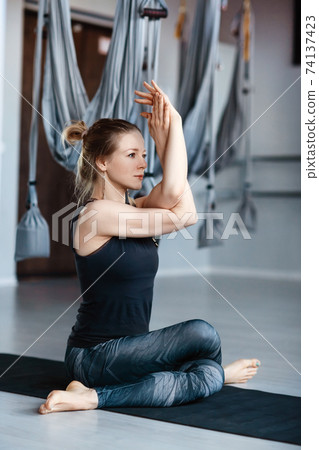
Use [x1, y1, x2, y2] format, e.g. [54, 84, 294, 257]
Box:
[0, 0, 300, 285]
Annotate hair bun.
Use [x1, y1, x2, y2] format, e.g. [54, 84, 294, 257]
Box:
[81, 129, 88, 140]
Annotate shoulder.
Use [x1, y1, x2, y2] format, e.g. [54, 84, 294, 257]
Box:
[81, 199, 138, 217]
[92, 196, 148, 209]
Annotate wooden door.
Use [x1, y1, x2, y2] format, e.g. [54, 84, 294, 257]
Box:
[17, 10, 112, 279]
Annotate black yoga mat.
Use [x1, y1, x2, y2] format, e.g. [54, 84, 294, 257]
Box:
[0, 353, 300, 445]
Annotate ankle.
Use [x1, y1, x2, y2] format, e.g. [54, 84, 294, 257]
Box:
[89, 388, 99, 409]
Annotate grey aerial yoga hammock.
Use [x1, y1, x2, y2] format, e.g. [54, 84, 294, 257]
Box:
[177, 0, 256, 248]
[14, 0, 167, 261]
[236, 0, 256, 232]
[14, 0, 50, 262]
[215, 0, 257, 231]
[175, 0, 224, 248]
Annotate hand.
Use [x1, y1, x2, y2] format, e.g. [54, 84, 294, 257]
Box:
[134, 81, 181, 158]
[136, 80, 180, 119]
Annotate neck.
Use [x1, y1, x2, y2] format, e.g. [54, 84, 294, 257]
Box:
[91, 172, 130, 203]
[91, 183, 127, 204]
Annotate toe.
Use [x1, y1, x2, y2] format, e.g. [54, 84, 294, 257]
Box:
[248, 359, 261, 368]
[39, 404, 49, 414]
[46, 398, 56, 411]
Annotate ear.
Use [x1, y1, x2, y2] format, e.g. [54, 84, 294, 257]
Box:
[95, 156, 108, 172]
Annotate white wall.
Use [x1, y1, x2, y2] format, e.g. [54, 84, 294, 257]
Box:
[0, 0, 24, 286]
[0, 0, 300, 284]
[0, 0, 6, 208]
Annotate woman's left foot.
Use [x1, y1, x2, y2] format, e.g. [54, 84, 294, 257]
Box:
[38, 380, 98, 414]
[223, 358, 261, 384]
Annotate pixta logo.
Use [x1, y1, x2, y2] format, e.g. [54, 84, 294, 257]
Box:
[52, 203, 98, 250]
[117, 211, 251, 240]
[52, 206, 251, 247]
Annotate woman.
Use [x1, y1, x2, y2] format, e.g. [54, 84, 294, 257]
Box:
[38, 81, 260, 414]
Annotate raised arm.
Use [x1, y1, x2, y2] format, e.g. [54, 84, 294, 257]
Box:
[134, 81, 188, 209]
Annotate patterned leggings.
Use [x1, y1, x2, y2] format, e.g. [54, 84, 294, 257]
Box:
[64, 319, 225, 408]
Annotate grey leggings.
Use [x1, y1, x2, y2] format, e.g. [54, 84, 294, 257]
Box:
[64, 319, 225, 408]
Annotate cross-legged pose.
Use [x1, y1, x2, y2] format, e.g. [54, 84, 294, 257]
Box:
[39, 81, 260, 414]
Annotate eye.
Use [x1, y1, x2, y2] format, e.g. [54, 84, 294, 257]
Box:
[128, 153, 147, 158]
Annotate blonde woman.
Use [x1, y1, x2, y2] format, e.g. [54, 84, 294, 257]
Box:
[39, 81, 260, 414]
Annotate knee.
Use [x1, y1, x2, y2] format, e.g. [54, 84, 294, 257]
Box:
[187, 319, 221, 351]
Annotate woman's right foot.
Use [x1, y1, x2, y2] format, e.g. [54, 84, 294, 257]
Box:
[223, 358, 261, 384]
[38, 380, 98, 414]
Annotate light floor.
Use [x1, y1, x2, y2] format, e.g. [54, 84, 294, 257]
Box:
[0, 274, 300, 450]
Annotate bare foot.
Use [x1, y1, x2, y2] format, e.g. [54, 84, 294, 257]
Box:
[223, 358, 261, 384]
[38, 380, 98, 414]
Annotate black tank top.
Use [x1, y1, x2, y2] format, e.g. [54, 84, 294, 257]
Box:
[67, 193, 159, 348]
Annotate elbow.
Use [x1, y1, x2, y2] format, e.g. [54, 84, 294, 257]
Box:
[183, 211, 198, 227]
[161, 181, 187, 207]
[161, 190, 184, 208]
[189, 212, 198, 226]
[169, 186, 187, 203]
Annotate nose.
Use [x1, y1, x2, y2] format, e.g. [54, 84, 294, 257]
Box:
[140, 156, 147, 168]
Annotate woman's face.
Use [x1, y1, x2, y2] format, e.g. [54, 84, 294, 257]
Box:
[105, 131, 147, 190]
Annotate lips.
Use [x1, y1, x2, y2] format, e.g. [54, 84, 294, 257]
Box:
[135, 175, 144, 178]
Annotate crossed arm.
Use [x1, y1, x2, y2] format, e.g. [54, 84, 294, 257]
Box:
[134, 81, 190, 211]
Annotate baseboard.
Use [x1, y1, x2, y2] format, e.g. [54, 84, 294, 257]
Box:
[0, 270, 300, 286]
[156, 266, 301, 283]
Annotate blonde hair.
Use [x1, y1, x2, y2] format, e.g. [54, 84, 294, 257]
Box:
[61, 119, 141, 208]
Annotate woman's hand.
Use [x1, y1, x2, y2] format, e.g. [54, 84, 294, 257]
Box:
[134, 81, 181, 159]
[135, 81, 188, 201]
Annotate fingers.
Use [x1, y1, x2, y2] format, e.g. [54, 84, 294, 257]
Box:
[134, 98, 153, 105]
[134, 89, 153, 107]
[152, 92, 166, 126]
[135, 82, 168, 105]
[140, 112, 152, 120]
[139, 80, 166, 98]
[157, 94, 163, 123]
[151, 80, 165, 97]
[143, 81, 156, 94]
[134, 89, 153, 100]
[163, 102, 170, 129]
[136, 82, 170, 129]
[153, 93, 159, 123]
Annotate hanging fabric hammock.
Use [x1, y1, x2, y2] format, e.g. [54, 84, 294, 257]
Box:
[14, 0, 50, 262]
[215, 0, 256, 231]
[42, 0, 167, 174]
[237, 0, 257, 231]
[214, 49, 243, 173]
[15, 0, 167, 261]
[175, 0, 224, 248]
